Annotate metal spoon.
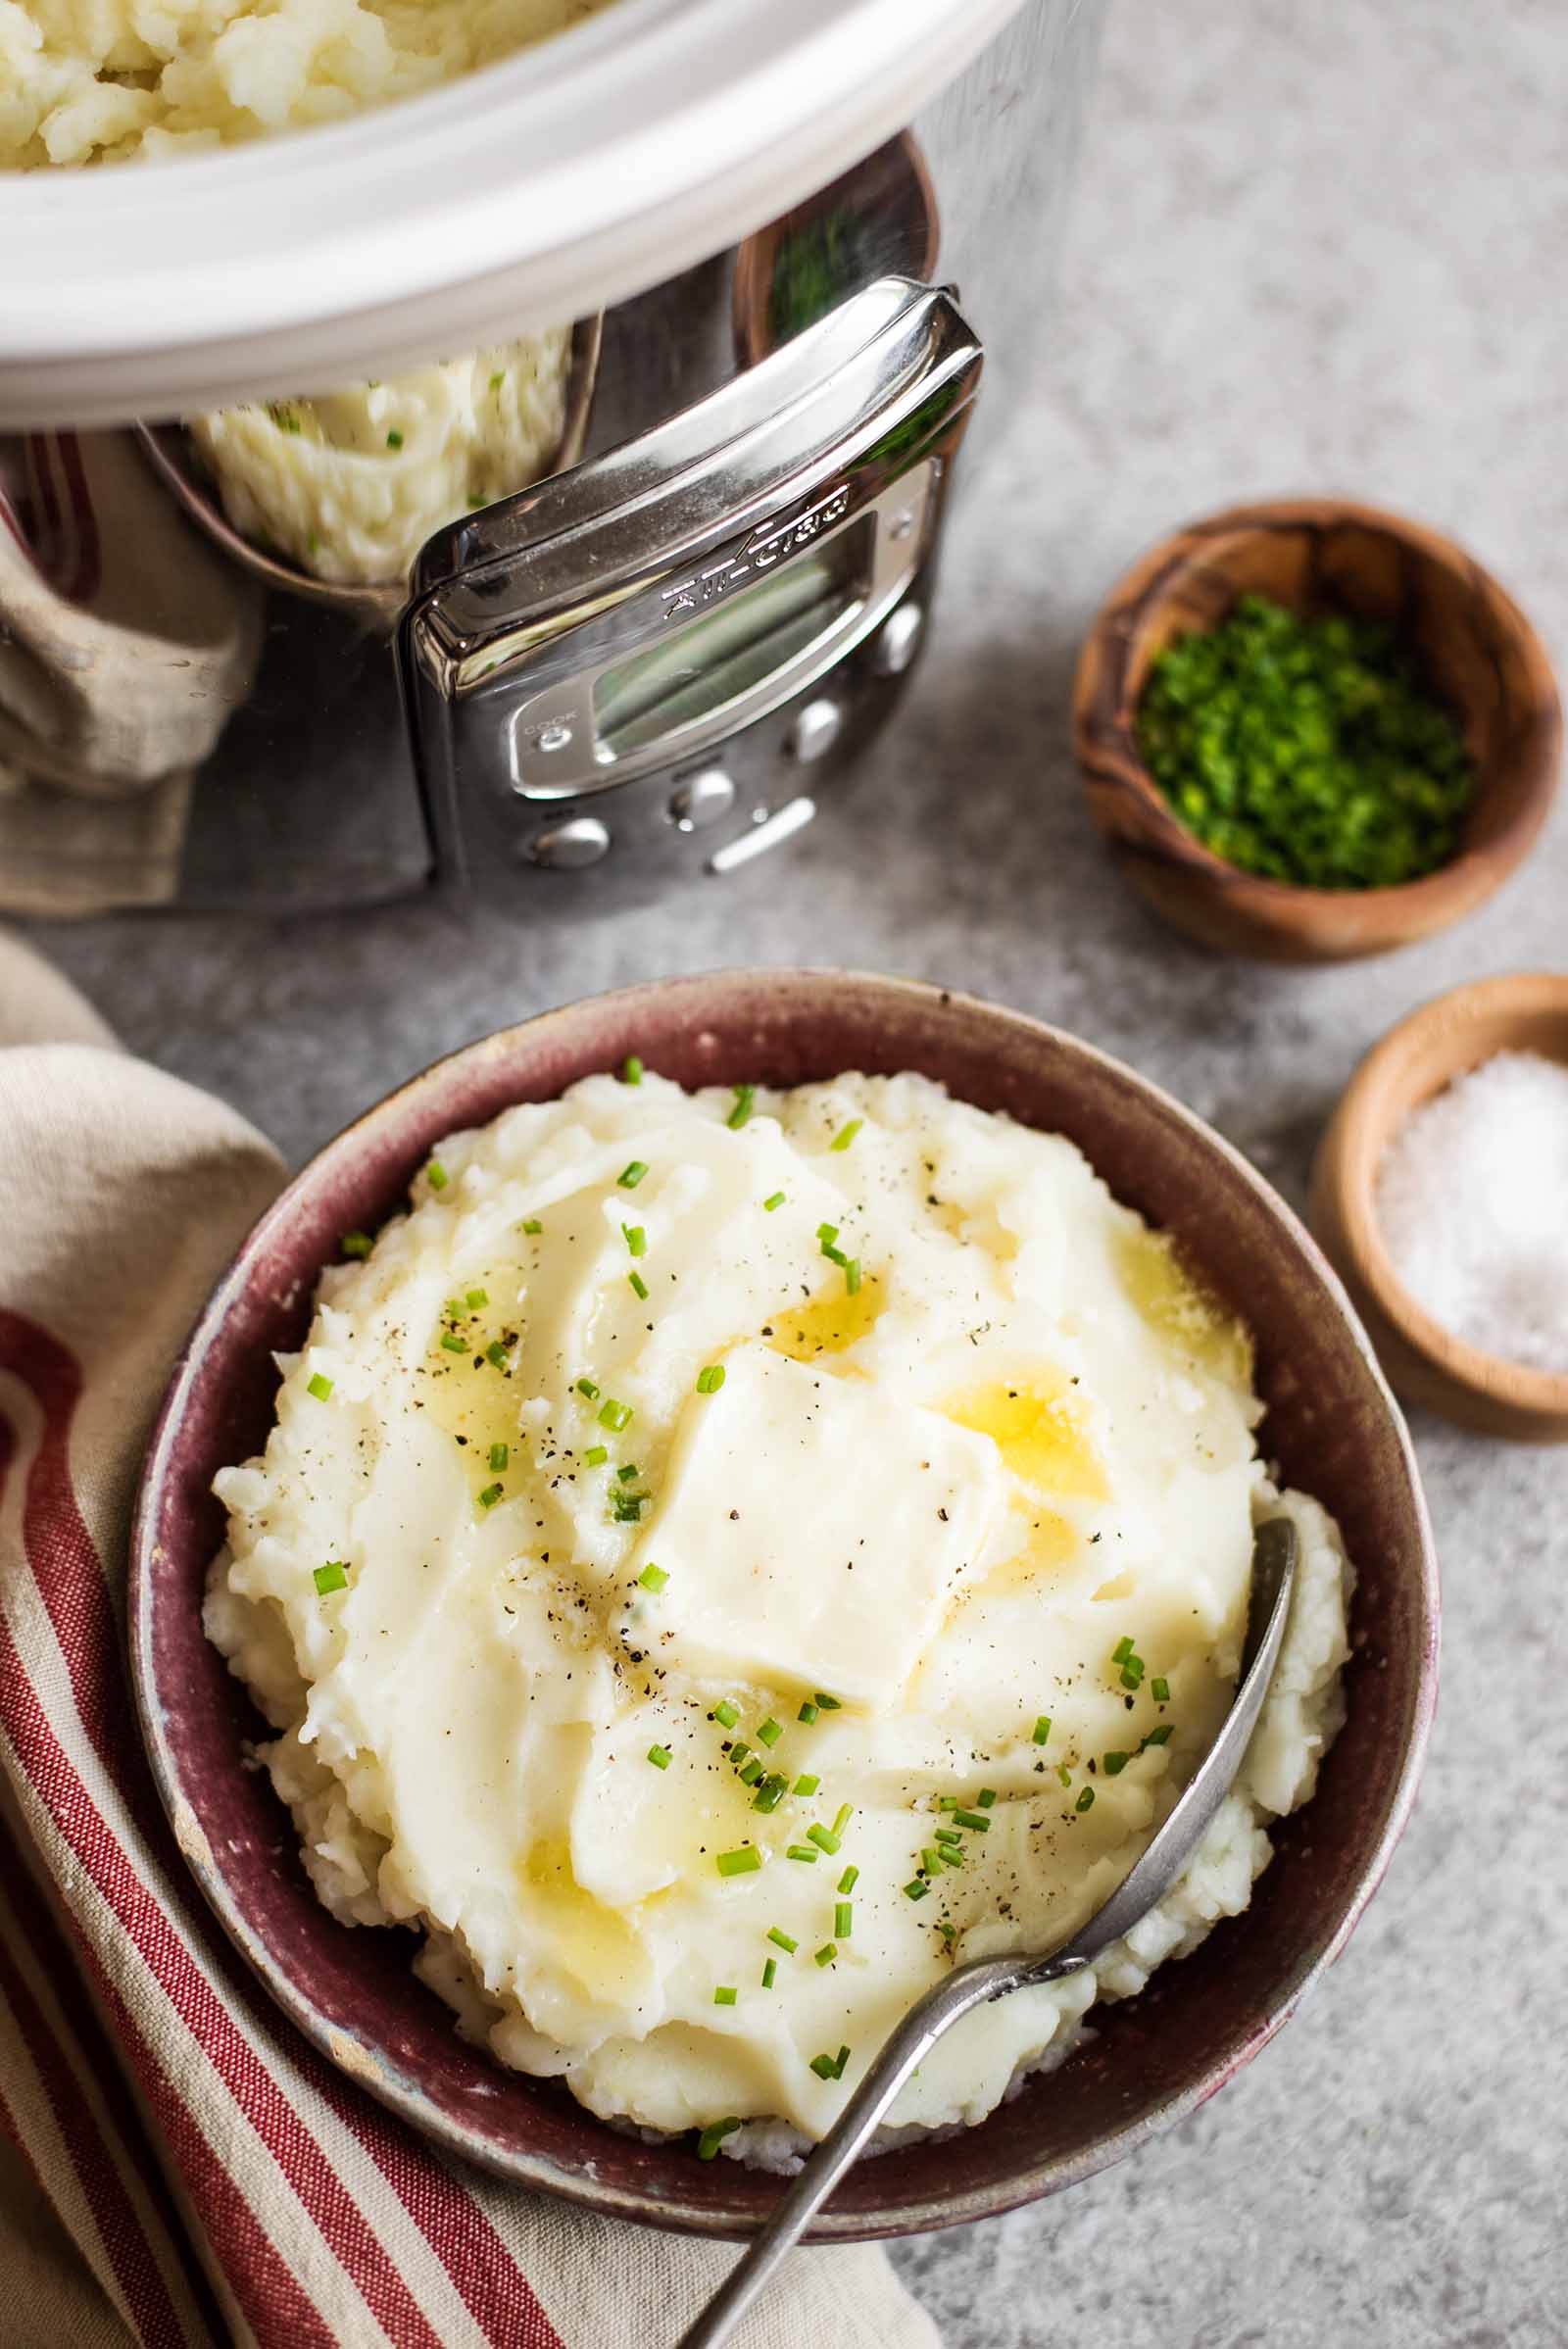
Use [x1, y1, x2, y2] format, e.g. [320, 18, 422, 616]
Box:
[678, 1516, 1298, 2349]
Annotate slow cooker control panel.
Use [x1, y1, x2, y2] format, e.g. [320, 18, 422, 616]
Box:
[398, 277, 981, 894]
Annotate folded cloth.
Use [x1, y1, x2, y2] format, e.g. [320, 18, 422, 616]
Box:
[0, 933, 940, 2349]
[0, 433, 263, 914]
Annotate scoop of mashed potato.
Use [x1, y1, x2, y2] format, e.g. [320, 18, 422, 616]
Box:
[185, 332, 569, 586]
[207, 1070, 1351, 2160]
[1, 0, 613, 170]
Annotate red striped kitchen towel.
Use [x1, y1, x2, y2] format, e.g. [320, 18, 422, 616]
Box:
[0, 932, 940, 2349]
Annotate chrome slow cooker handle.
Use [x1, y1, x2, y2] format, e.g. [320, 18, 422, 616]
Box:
[397, 275, 982, 887]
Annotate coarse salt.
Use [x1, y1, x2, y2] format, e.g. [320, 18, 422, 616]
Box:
[1375, 1050, 1568, 1374]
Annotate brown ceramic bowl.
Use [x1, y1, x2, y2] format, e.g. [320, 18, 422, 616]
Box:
[1310, 971, 1568, 1442]
[130, 970, 1438, 2241]
[1074, 497, 1562, 962]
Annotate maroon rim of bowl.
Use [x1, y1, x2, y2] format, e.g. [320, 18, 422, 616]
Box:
[130, 969, 1440, 2243]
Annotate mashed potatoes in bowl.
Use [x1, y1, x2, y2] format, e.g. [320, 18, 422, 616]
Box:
[204, 1062, 1353, 2167]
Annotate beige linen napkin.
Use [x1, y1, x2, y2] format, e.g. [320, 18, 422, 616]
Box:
[0, 434, 262, 914]
[0, 931, 940, 2349]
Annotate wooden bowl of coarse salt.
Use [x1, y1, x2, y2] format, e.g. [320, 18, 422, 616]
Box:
[1309, 973, 1568, 1442]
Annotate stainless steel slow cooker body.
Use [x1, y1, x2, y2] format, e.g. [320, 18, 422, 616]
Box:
[0, 0, 1102, 915]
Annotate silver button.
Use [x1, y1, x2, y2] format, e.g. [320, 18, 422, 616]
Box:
[787, 698, 844, 763]
[872, 601, 924, 676]
[667, 767, 736, 833]
[526, 815, 611, 869]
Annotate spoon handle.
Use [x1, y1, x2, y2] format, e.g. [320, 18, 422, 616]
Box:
[674, 1949, 1081, 2349]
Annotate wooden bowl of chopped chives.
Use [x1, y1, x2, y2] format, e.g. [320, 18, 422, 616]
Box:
[1309, 973, 1568, 1442]
[1073, 498, 1561, 961]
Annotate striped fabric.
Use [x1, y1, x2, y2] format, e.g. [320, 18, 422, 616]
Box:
[0, 933, 940, 2349]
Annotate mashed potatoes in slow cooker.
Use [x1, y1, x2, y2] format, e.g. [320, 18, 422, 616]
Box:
[207, 1071, 1350, 2160]
[187, 334, 570, 587]
[1, 0, 612, 169]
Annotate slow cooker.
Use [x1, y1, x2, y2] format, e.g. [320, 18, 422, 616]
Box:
[0, 0, 1102, 914]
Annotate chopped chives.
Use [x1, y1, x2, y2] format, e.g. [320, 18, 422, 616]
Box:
[797, 1700, 819, 1725]
[583, 1444, 609, 1466]
[341, 1231, 372, 1258]
[1032, 1715, 1053, 1745]
[816, 1223, 839, 1247]
[522, 1218, 543, 1235]
[1102, 1751, 1131, 1777]
[1120, 1665, 1145, 1691]
[1112, 1637, 1135, 1665]
[920, 1846, 943, 1876]
[934, 1829, 961, 1847]
[837, 1865, 858, 1893]
[622, 1224, 647, 1256]
[792, 1773, 820, 1797]
[1152, 1676, 1170, 1702]
[830, 1118, 863, 1152]
[647, 1744, 671, 1770]
[757, 1718, 782, 1747]
[1143, 1724, 1174, 1748]
[833, 2046, 851, 2079]
[807, 1825, 841, 1855]
[426, 1161, 449, 1191]
[477, 1482, 504, 1509]
[1057, 1762, 1072, 1786]
[716, 1846, 761, 1877]
[695, 1365, 726, 1395]
[612, 1493, 644, 1520]
[937, 1795, 959, 1812]
[939, 1844, 965, 1869]
[440, 1334, 468, 1354]
[812, 1692, 842, 1712]
[767, 1927, 798, 1953]
[739, 1759, 764, 1786]
[761, 1958, 777, 1988]
[628, 1271, 649, 1300]
[386, 427, 404, 449]
[976, 1788, 997, 1809]
[576, 1376, 600, 1399]
[813, 1943, 837, 1968]
[752, 1774, 788, 1813]
[697, 2118, 741, 2160]
[489, 1442, 509, 1472]
[617, 1161, 648, 1190]
[616, 1462, 639, 1483]
[729, 1742, 752, 1767]
[903, 1880, 929, 1901]
[485, 1342, 511, 1369]
[465, 1288, 489, 1309]
[314, 1560, 348, 1595]
[598, 1397, 633, 1431]
[952, 1809, 991, 1833]
[809, 2053, 838, 2080]
[844, 1257, 861, 1296]
[832, 1803, 853, 1835]
[763, 1192, 786, 1211]
[620, 1054, 644, 1085]
[834, 1902, 853, 1937]
[726, 1086, 756, 1130]
[821, 1242, 848, 1267]
[307, 1372, 334, 1400]
[637, 1562, 668, 1591]
[1076, 1786, 1096, 1813]
[786, 1845, 818, 1863]
[713, 1985, 738, 2006]
[713, 1700, 740, 1730]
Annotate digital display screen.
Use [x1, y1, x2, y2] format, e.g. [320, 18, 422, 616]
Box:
[596, 521, 868, 757]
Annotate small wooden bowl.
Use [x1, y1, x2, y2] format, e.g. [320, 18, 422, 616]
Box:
[1310, 972, 1568, 1441]
[1073, 498, 1562, 961]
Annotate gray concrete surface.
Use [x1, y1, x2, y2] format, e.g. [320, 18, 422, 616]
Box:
[27, 3, 1568, 2343]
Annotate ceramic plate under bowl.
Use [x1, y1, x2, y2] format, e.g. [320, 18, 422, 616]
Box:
[130, 970, 1439, 2241]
